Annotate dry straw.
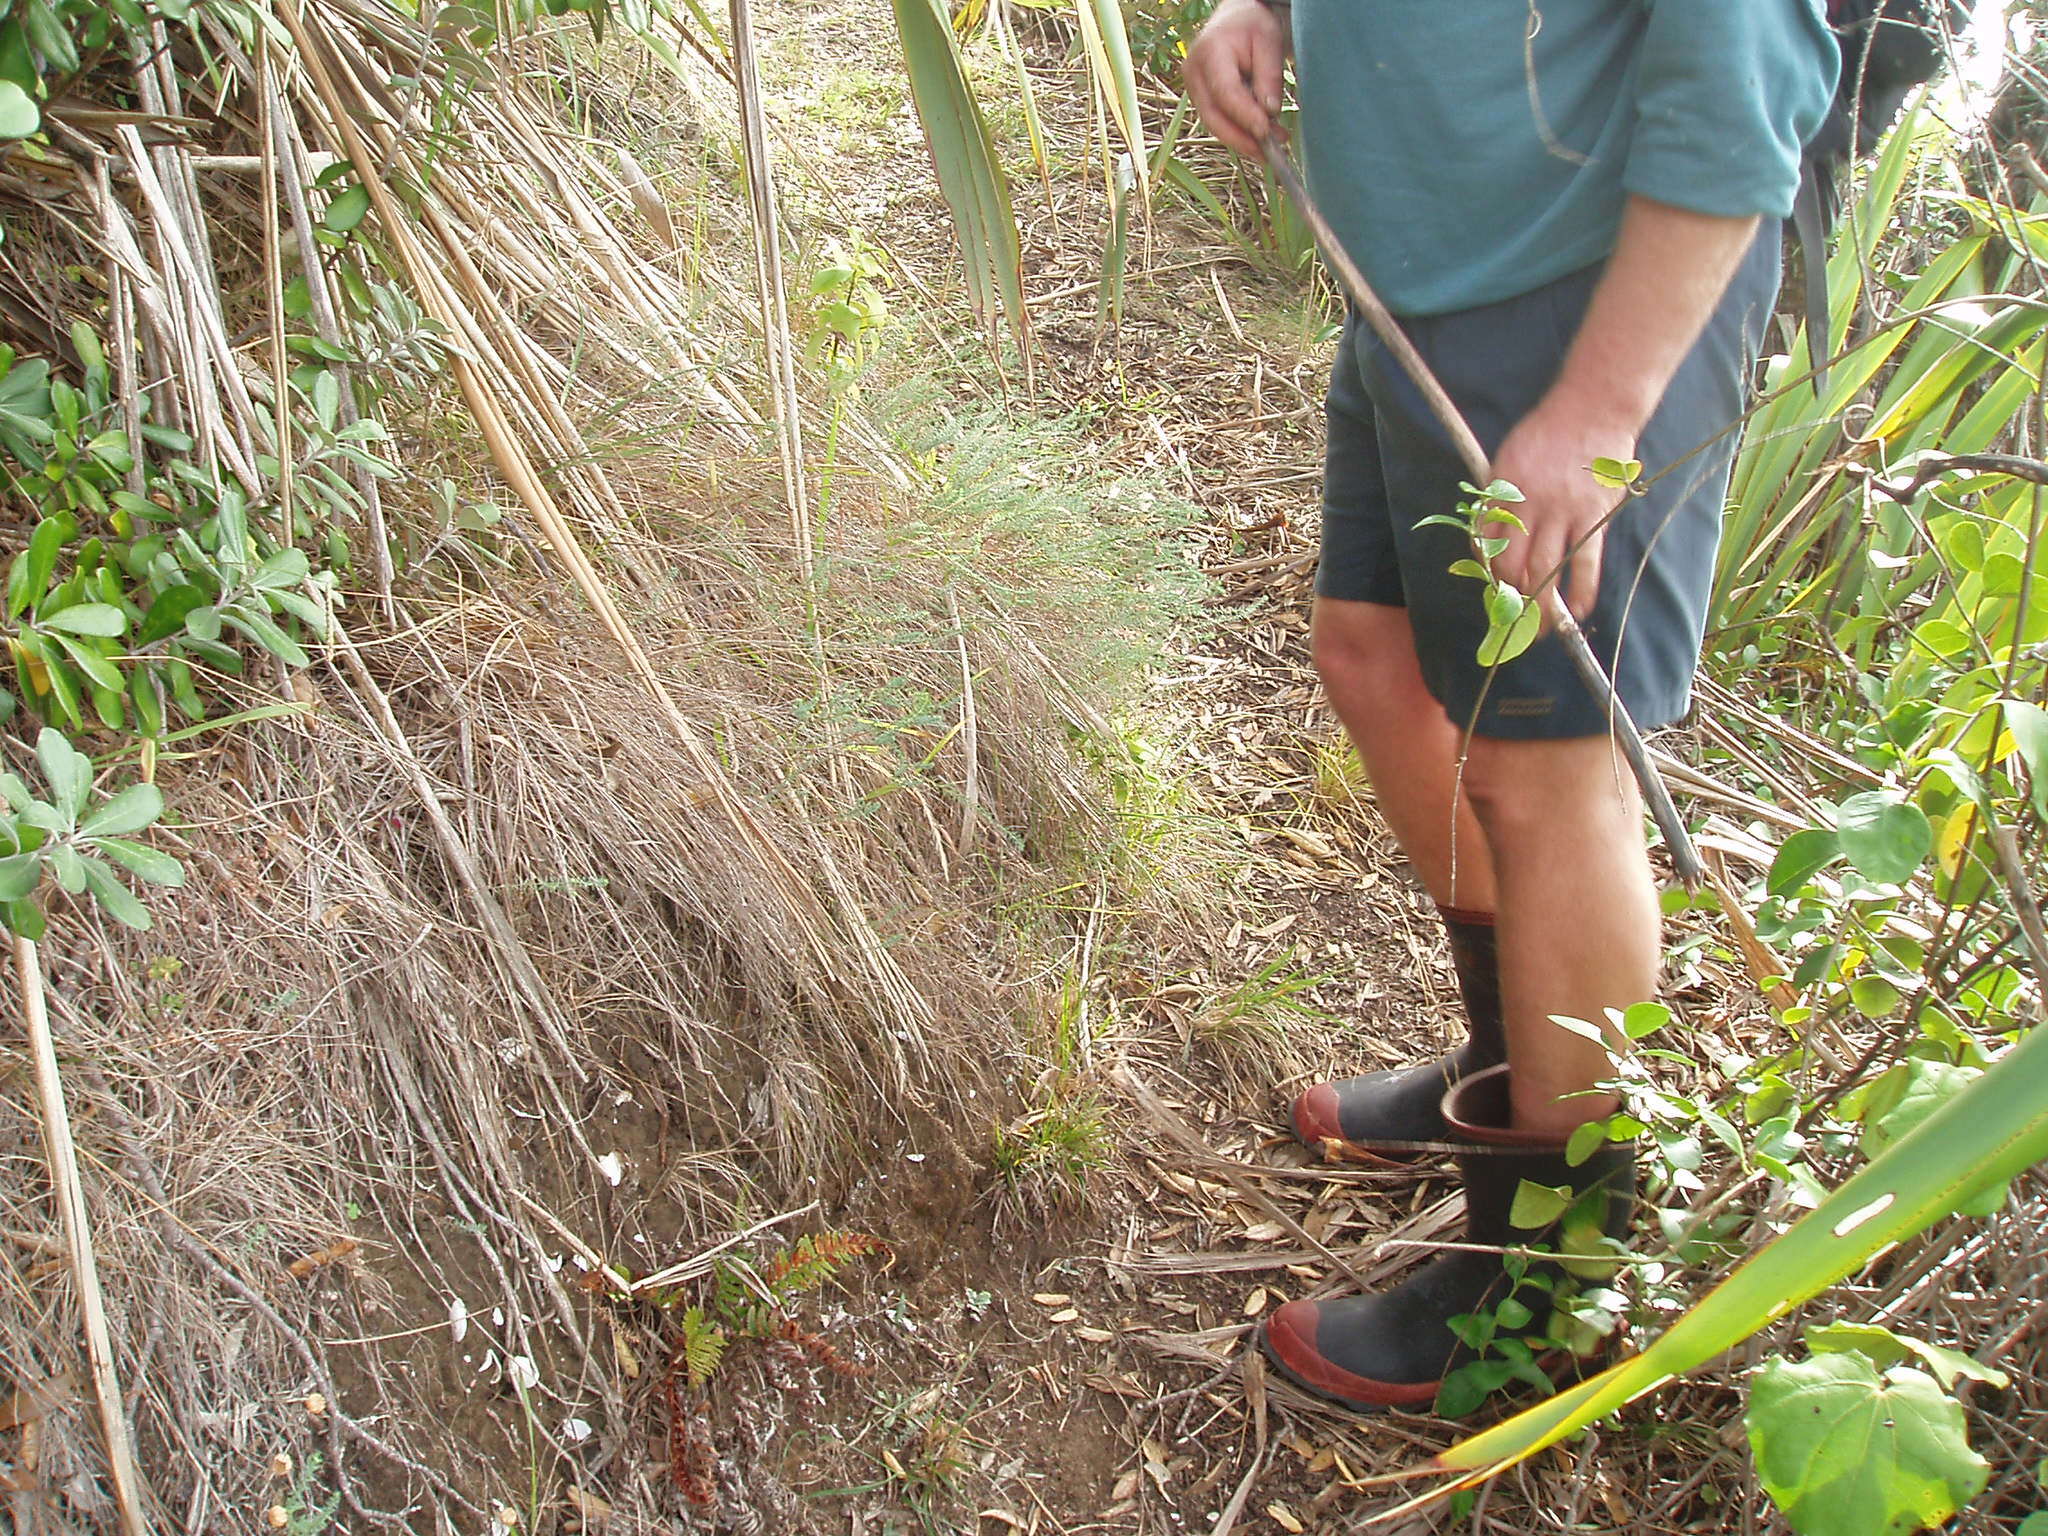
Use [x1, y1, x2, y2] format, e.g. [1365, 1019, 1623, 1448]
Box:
[0, 0, 1203, 1523]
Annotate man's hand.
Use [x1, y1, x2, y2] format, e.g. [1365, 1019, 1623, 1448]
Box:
[1184, 0, 1285, 159]
[1484, 404, 1634, 621]
[1484, 196, 1761, 621]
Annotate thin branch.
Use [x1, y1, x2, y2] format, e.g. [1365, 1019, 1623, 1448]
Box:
[14, 937, 152, 1536]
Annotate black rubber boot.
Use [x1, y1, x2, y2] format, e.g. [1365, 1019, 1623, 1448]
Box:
[1263, 1065, 1634, 1413]
[1292, 907, 1504, 1161]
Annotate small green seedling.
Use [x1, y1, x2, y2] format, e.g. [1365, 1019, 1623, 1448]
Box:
[1415, 458, 1643, 668]
[1415, 478, 1540, 668]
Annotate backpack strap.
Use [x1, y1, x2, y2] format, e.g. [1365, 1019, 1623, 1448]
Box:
[1791, 166, 1835, 399]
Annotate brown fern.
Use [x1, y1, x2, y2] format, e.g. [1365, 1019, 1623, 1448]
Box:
[757, 1231, 888, 1296]
[663, 1357, 717, 1507]
[775, 1315, 873, 1379]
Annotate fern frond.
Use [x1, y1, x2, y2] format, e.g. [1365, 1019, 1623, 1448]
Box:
[679, 1306, 728, 1392]
[759, 1231, 888, 1299]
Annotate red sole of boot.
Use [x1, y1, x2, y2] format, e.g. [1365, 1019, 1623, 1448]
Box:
[1290, 1085, 1433, 1168]
[1256, 1319, 1430, 1414]
[1257, 1320, 1611, 1417]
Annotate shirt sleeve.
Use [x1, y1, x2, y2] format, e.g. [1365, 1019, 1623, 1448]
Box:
[1624, 0, 1841, 219]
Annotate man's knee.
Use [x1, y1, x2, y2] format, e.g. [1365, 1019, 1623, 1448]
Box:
[1311, 599, 1421, 699]
[1460, 735, 1640, 843]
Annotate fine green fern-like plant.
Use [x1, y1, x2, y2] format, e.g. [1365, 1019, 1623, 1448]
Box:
[676, 1306, 728, 1393]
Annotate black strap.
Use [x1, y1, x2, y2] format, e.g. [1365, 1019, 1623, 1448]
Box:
[1791, 168, 1834, 400]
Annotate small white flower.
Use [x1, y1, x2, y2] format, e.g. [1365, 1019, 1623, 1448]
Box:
[449, 1298, 469, 1343]
[560, 1418, 593, 1444]
[507, 1356, 540, 1392]
[596, 1152, 625, 1187]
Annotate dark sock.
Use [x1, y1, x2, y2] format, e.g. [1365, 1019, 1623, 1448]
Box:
[1436, 905, 1504, 1072]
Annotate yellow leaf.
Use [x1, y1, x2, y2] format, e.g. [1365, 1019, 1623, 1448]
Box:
[1937, 803, 1977, 879]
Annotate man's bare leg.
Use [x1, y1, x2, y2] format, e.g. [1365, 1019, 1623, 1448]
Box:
[1313, 598, 1656, 1135]
[1463, 733, 1659, 1136]
[1310, 596, 1496, 914]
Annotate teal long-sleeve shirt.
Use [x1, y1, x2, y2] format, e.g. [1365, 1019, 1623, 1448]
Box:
[1290, 0, 1841, 317]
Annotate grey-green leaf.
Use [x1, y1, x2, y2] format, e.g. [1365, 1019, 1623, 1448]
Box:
[46, 842, 85, 895]
[77, 783, 164, 839]
[34, 727, 90, 821]
[0, 851, 39, 901]
[78, 856, 151, 930]
[92, 837, 184, 888]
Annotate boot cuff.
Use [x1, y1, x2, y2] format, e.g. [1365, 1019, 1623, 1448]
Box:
[1442, 1064, 1572, 1151]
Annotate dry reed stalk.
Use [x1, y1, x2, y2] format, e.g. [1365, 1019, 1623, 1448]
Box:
[257, 34, 293, 564]
[949, 587, 982, 851]
[328, 615, 586, 1077]
[117, 125, 265, 488]
[726, 0, 813, 586]
[249, 32, 399, 612]
[13, 937, 151, 1536]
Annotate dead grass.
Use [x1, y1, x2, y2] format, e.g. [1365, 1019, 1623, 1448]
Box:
[0, 5, 1238, 1528]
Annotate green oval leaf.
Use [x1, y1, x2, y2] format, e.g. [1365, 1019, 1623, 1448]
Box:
[10, 515, 63, 619]
[136, 585, 207, 648]
[0, 79, 38, 141]
[40, 602, 128, 638]
[1478, 597, 1542, 668]
[1834, 792, 1932, 886]
[1508, 1180, 1572, 1231]
[322, 183, 372, 233]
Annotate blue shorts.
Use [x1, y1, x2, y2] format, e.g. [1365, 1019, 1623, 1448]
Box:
[1314, 228, 1781, 739]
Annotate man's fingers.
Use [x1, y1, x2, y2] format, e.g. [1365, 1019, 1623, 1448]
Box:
[1248, 23, 1284, 121]
[1185, 15, 1279, 160]
[1206, 74, 1271, 156]
[1566, 532, 1603, 619]
[1501, 529, 1562, 604]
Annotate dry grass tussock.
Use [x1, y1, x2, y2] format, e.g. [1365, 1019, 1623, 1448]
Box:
[0, 3, 1219, 1528]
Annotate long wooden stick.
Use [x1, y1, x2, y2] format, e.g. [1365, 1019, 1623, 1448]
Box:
[15, 936, 151, 1536]
[1262, 138, 1704, 888]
